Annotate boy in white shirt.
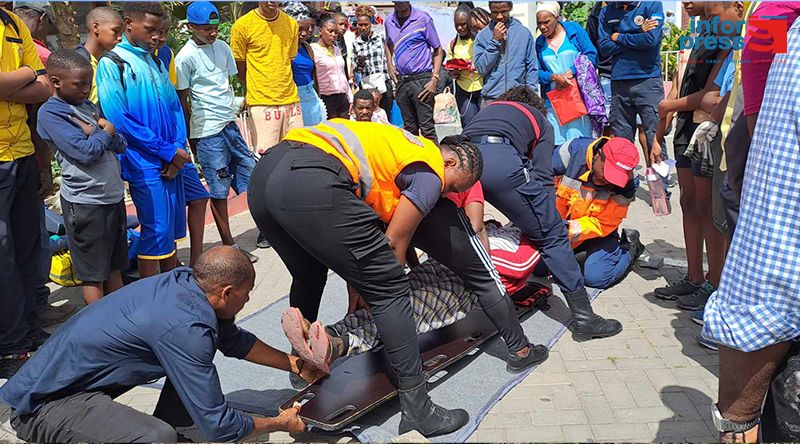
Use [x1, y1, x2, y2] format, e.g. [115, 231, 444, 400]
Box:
[175, 1, 257, 263]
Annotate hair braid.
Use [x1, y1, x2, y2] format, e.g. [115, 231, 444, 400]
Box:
[440, 135, 483, 182]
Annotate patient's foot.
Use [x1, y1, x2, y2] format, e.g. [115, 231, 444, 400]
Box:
[308, 322, 346, 374]
[281, 307, 313, 364]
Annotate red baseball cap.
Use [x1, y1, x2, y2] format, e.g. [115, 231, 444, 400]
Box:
[602, 137, 640, 188]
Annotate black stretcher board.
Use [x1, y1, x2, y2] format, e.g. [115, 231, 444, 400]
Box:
[280, 302, 542, 432]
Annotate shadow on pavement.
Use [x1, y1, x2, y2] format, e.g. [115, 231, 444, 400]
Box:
[654, 385, 716, 442]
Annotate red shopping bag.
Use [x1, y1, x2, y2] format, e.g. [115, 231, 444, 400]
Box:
[546, 78, 588, 125]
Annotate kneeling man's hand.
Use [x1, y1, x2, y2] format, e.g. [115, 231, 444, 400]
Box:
[277, 403, 306, 433]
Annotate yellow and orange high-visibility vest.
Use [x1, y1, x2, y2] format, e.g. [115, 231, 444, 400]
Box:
[284, 119, 446, 222]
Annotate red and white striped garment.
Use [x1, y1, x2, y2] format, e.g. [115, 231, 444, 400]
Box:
[487, 224, 541, 294]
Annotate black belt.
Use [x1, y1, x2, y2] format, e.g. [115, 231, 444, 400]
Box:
[397, 72, 432, 82]
[469, 135, 513, 145]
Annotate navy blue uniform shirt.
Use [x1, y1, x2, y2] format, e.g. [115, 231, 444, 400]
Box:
[597, 1, 664, 80]
[463, 101, 556, 188]
[0, 268, 257, 442]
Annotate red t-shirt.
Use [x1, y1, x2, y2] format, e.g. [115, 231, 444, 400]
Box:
[742, 3, 800, 116]
[446, 181, 485, 208]
[33, 39, 51, 65]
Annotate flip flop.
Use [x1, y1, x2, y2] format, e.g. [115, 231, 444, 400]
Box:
[308, 321, 333, 374]
[281, 307, 313, 364]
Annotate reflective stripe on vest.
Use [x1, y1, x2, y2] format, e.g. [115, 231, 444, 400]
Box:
[557, 138, 575, 170]
[305, 120, 374, 198]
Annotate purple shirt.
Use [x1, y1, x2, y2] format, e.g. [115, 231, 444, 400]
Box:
[385, 7, 441, 76]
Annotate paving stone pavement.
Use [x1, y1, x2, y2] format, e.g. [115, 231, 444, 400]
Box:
[0, 168, 719, 443]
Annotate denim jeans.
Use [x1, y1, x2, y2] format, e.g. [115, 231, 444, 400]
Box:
[196, 122, 257, 200]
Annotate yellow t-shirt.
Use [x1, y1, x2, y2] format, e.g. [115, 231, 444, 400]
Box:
[230, 9, 298, 106]
[89, 53, 99, 104]
[448, 36, 482, 93]
[0, 8, 46, 161]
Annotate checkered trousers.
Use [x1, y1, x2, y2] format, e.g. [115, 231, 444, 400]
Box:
[702, 19, 800, 352]
[327, 259, 476, 356]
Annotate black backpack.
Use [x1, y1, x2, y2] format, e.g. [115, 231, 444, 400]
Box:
[76, 46, 163, 89]
[0, 8, 20, 36]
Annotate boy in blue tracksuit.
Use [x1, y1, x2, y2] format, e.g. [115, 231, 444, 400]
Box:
[97, 2, 208, 277]
[597, 1, 664, 162]
[474, 1, 539, 103]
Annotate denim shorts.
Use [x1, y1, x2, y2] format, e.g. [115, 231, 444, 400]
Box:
[196, 122, 257, 199]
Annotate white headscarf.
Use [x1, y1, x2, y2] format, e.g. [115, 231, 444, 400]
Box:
[537, 1, 561, 19]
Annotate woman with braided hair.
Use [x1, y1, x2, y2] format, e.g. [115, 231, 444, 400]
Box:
[249, 122, 548, 438]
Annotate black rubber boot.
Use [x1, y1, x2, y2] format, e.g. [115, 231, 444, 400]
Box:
[397, 375, 469, 437]
[506, 343, 550, 373]
[564, 288, 623, 341]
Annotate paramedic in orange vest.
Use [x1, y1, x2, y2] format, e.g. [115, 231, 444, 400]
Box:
[552, 137, 645, 289]
[463, 85, 622, 341]
[247, 121, 548, 438]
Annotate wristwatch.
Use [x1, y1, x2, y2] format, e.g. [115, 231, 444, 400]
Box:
[711, 403, 759, 433]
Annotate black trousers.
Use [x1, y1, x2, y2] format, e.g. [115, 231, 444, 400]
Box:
[11, 380, 189, 443]
[321, 93, 350, 119]
[248, 142, 528, 379]
[721, 114, 751, 237]
[0, 156, 42, 356]
[478, 141, 585, 294]
[395, 73, 436, 140]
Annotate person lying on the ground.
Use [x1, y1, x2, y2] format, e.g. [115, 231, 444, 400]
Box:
[0, 246, 321, 443]
[288, 181, 539, 373]
[550, 136, 645, 289]
[250, 120, 550, 437]
[282, 223, 547, 373]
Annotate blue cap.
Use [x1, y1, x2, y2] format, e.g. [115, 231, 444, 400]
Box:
[186, 2, 219, 25]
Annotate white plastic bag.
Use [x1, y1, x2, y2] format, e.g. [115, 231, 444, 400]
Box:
[433, 86, 459, 125]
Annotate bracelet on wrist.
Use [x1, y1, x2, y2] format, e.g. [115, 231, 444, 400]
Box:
[24, 65, 37, 84]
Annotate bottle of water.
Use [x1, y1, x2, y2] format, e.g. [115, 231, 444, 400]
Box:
[646, 167, 671, 216]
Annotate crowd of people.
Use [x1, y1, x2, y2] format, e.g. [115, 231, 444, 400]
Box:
[0, 0, 798, 442]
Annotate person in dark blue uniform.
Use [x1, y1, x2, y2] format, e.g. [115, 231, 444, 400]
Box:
[462, 85, 622, 341]
[0, 246, 318, 443]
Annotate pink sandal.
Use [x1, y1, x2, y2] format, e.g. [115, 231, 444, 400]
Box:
[308, 321, 334, 374]
[281, 307, 313, 364]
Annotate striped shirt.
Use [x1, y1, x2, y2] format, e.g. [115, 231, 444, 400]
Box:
[702, 18, 800, 352]
[385, 7, 441, 76]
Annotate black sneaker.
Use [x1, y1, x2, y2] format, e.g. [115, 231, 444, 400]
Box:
[0, 353, 29, 379]
[240, 249, 259, 264]
[256, 234, 271, 249]
[696, 334, 719, 351]
[654, 275, 701, 301]
[677, 281, 716, 311]
[38, 304, 77, 328]
[26, 329, 51, 352]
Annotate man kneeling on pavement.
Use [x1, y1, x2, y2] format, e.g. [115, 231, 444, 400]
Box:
[550, 136, 645, 289]
[0, 246, 319, 442]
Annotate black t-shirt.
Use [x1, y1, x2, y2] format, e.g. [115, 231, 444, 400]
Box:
[463, 102, 556, 186]
[674, 44, 719, 148]
[336, 36, 349, 77]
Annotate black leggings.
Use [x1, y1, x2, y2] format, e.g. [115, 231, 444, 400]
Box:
[321, 93, 350, 119]
[248, 142, 528, 379]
